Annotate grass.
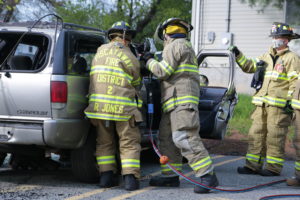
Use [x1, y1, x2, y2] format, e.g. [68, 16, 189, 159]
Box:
[227, 94, 295, 142]
[227, 94, 255, 135]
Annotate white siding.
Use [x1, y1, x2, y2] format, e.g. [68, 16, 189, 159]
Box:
[192, 0, 285, 94]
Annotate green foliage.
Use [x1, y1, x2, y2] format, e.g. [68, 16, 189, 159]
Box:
[227, 94, 255, 135]
[55, 0, 103, 29]
[139, 0, 192, 40]
[54, 0, 192, 43]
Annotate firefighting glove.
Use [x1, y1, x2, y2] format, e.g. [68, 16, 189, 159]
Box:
[284, 100, 293, 114]
[251, 62, 265, 91]
[140, 62, 151, 77]
[228, 45, 240, 57]
[257, 60, 265, 67]
[142, 52, 154, 62]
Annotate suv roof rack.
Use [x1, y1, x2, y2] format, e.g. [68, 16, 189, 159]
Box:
[0, 21, 105, 33]
[63, 23, 105, 33]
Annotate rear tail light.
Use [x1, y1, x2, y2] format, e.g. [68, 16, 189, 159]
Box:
[51, 81, 67, 103]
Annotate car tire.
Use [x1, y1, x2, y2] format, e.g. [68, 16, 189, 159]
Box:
[71, 128, 99, 183]
[0, 152, 7, 167]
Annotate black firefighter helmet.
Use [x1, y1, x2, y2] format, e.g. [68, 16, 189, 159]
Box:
[270, 22, 299, 39]
[107, 21, 136, 41]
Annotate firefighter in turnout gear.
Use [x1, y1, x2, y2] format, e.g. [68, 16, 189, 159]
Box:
[229, 22, 300, 176]
[144, 18, 218, 193]
[84, 21, 143, 191]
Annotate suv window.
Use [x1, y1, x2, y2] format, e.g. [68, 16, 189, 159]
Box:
[67, 32, 104, 76]
[0, 32, 49, 71]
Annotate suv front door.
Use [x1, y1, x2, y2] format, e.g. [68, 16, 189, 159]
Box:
[197, 49, 237, 139]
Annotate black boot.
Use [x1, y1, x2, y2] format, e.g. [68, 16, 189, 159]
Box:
[149, 176, 180, 187]
[99, 171, 118, 188]
[259, 169, 280, 176]
[194, 173, 219, 194]
[237, 166, 258, 175]
[124, 174, 139, 191]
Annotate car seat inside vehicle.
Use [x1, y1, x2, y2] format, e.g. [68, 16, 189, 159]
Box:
[72, 55, 87, 75]
[10, 55, 33, 70]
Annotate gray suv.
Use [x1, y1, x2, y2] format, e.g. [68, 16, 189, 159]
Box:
[0, 17, 237, 183]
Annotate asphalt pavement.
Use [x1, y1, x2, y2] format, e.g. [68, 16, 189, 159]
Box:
[0, 154, 300, 200]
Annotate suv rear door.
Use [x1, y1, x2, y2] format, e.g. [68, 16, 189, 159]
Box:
[0, 31, 52, 124]
[197, 49, 238, 139]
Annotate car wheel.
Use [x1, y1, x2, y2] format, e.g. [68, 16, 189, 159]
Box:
[71, 128, 99, 183]
[0, 153, 7, 167]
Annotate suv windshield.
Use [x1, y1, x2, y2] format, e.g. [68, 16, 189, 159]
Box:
[0, 32, 50, 71]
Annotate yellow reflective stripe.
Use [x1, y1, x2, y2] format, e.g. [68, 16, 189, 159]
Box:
[295, 162, 300, 171]
[89, 94, 142, 107]
[162, 96, 199, 112]
[148, 59, 156, 71]
[263, 96, 286, 107]
[246, 154, 260, 163]
[252, 96, 286, 107]
[161, 163, 183, 167]
[237, 55, 247, 65]
[175, 64, 199, 73]
[161, 60, 175, 74]
[288, 71, 298, 79]
[264, 71, 288, 81]
[259, 157, 265, 164]
[251, 59, 257, 71]
[161, 163, 183, 172]
[85, 112, 131, 121]
[121, 159, 140, 168]
[148, 59, 174, 75]
[252, 97, 264, 105]
[292, 99, 300, 109]
[97, 156, 116, 165]
[132, 77, 141, 86]
[190, 156, 212, 170]
[90, 65, 133, 82]
[158, 61, 172, 75]
[97, 156, 115, 159]
[161, 167, 182, 172]
[266, 156, 284, 165]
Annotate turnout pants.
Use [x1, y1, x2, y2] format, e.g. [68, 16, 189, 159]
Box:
[158, 104, 214, 177]
[293, 110, 300, 179]
[245, 105, 291, 174]
[91, 118, 141, 179]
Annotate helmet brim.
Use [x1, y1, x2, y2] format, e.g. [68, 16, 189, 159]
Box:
[269, 33, 300, 40]
[107, 29, 136, 40]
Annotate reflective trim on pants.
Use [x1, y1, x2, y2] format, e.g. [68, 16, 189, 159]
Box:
[161, 163, 183, 172]
[97, 155, 116, 165]
[266, 156, 284, 166]
[121, 159, 140, 168]
[190, 156, 212, 171]
[295, 161, 300, 171]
